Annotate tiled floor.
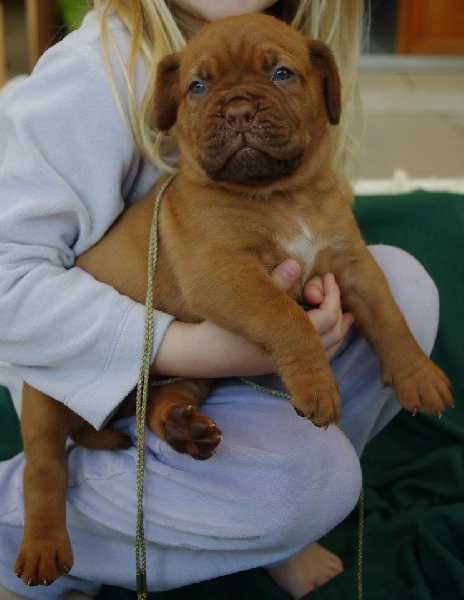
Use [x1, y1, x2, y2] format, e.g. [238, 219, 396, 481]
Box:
[2, 2, 464, 183]
[357, 58, 464, 181]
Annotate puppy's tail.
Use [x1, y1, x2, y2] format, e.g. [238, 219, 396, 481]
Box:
[70, 422, 132, 451]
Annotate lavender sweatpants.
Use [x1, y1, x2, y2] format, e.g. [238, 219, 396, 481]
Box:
[0, 246, 440, 599]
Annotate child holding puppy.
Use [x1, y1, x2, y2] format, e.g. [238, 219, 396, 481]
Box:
[0, 1, 441, 599]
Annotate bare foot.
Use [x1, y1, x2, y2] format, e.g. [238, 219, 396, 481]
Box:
[267, 542, 344, 599]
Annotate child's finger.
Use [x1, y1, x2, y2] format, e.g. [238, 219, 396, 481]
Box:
[303, 275, 324, 305]
[270, 259, 301, 291]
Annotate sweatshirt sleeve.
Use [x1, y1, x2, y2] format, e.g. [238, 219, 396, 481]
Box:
[0, 21, 174, 428]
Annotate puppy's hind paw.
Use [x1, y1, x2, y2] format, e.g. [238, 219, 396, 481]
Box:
[163, 405, 222, 460]
[14, 538, 73, 586]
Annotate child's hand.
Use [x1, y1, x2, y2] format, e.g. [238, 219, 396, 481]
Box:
[303, 272, 354, 360]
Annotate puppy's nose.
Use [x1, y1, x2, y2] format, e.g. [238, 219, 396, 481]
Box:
[224, 99, 256, 131]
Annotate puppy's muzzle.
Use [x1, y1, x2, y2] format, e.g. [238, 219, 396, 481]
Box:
[200, 92, 304, 185]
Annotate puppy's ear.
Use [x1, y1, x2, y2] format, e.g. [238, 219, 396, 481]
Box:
[307, 40, 341, 125]
[154, 52, 182, 131]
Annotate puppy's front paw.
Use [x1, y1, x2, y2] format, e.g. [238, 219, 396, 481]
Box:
[14, 536, 73, 586]
[387, 355, 452, 416]
[290, 367, 341, 428]
[163, 405, 223, 460]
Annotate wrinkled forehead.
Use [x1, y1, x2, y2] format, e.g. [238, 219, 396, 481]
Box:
[179, 16, 309, 83]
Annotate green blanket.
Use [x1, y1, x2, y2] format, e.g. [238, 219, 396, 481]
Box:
[1, 190, 463, 600]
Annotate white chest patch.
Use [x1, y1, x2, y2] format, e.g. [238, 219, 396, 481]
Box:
[275, 218, 324, 282]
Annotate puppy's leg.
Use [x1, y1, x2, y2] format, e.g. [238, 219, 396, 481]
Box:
[179, 260, 340, 427]
[14, 384, 76, 586]
[145, 379, 222, 460]
[336, 248, 452, 416]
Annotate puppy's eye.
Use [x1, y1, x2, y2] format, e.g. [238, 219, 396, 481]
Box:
[272, 67, 294, 82]
[189, 80, 207, 94]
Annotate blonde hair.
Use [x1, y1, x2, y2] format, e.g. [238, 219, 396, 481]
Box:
[92, 0, 364, 183]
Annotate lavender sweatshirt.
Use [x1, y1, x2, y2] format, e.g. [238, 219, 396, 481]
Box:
[0, 12, 174, 428]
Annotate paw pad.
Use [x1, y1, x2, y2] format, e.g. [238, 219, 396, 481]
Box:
[164, 405, 222, 459]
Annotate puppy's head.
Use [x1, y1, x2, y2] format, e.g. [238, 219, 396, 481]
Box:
[154, 13, 341, 189]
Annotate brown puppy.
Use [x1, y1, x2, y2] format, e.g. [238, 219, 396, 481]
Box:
[15, 13, 452, 587]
